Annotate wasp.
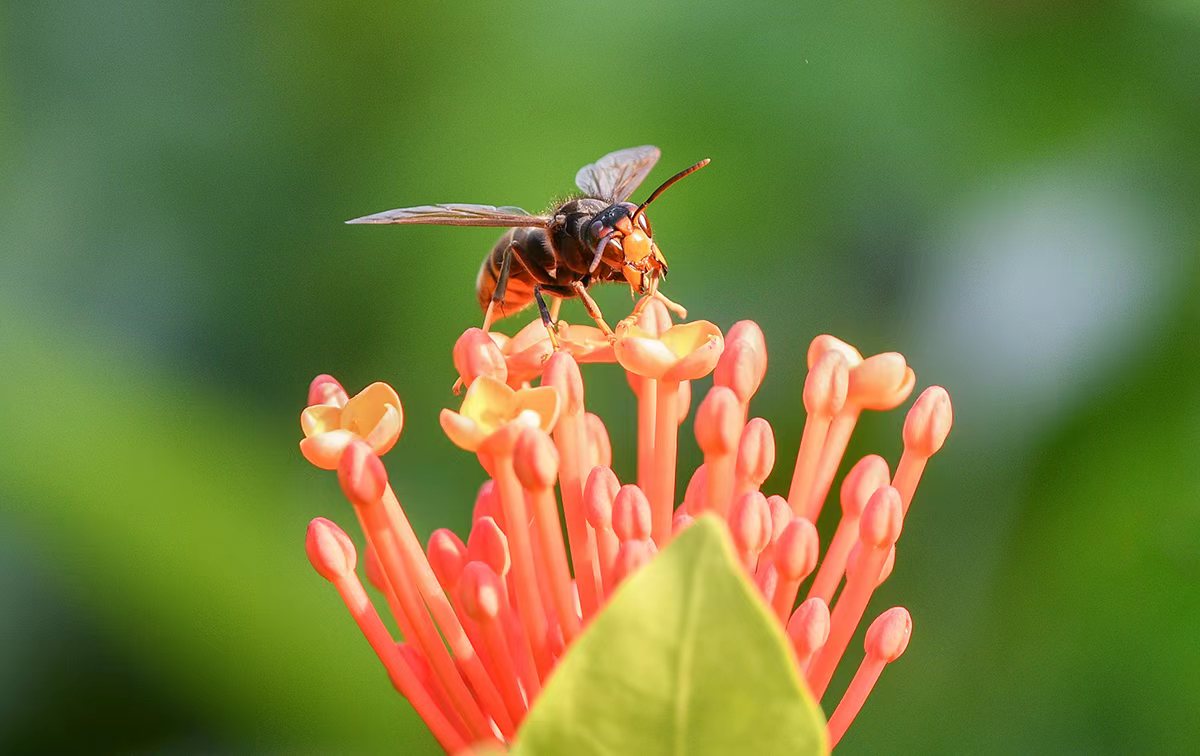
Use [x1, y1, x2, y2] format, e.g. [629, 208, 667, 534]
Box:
[346, 146, 709, 341]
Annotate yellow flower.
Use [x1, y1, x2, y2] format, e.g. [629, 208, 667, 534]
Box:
[613, 319, 724, 382]
[439, 375, 560, 453]
[299, 381, 403, 470]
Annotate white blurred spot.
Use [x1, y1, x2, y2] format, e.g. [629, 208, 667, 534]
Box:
[910, 162, 1182, 432]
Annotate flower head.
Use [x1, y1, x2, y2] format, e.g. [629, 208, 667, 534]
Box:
[613, 318, 724, 382]
[299, 298, 952, 752]
[439, 375, 560, 453]
[299, 378, 403, 469]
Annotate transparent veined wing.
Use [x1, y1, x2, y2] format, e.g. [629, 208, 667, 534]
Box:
[345, 203, 551, 227]
[574, 146, 661, 202]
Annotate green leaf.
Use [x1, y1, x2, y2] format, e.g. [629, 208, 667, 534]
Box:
[512, 516, 827, 756]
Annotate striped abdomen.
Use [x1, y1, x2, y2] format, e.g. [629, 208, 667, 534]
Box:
[475, 227, 553, 317]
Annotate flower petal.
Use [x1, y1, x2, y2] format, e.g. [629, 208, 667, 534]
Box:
[364, 403, 403, 456]
[613, 324, 678, 379]
[342, 382, 403, 437]
[513, 385, 562, 434]
[440, 408, 486, 452]
[300, 404, 341, 438]
[659, 321, 723, 359]
[299, 429, 356, 470]
[458, 375, 518, 437]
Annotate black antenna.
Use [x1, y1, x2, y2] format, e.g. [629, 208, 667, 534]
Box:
[631, 158, 711, 221]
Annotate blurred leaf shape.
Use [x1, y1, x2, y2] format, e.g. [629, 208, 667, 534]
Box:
[512, 517, 826, 756]
[0, 303, 427, 751]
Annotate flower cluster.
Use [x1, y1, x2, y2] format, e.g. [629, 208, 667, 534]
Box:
[299, 300, 952, 752]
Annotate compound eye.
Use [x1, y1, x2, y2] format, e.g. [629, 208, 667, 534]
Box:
[637, 214, 652, 235]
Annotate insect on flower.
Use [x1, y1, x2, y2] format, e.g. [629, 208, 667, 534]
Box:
[299, 299, 955, 752]
[346, 146, 709, 343]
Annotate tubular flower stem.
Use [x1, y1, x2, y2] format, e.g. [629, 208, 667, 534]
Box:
[807, 486, 904, 700]
[787, 349, 848, 515]
[715, 320, 768, 426]
[734, 418, 776, 499]
[427, 530, 502, 695]
[542, 353, 603, 621]
[299, 299, 952, 751]
[459, 561, 530, 727]
[807, 454, 891, 604]
[513, 427, 581, 645]
[480, 430, 553, 680]
[337, 443, 502, 741]
[752, 494, 794, 603]
[827, 607, 912, 748]
[625, 298, 672, 493]
[583, 466, 621, 598]
[306, 519, 470, 752]
[788, 597, 831, 675]
[893, 386, 953, 513]
[467, 517, 541, 702]
[803, 349, 916, 521]
[768, 517, 820, 624]
[729, 491, 772, 573]
[694, 386, 742, 518]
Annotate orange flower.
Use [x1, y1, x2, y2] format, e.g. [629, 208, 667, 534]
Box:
[613, 318, 724, 382]
[299, 297, 955, 753]
[299, 380, 403, 469]
[439, 375, 560, 453]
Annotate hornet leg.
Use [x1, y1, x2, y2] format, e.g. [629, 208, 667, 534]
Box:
[533, 285, 560, 349]
[482, 242, 517, 332]
[570, 280, 615, 338]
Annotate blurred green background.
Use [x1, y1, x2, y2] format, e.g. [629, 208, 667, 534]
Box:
[2, 1, 1198, 753]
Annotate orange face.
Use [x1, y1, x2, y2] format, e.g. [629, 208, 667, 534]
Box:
[614, 215, 668, 294]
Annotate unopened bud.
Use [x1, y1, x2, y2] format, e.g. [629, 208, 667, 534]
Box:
[308, 374, 348, 408]
[459, 561, 505, 621]
[427, 528, 467, 590]
[543, 351, 585, 416]
[774, 518, 819, 581]
[865, 607, 912, 662]
[364, 542, 387, 592]
[840, 455, 891, 518]
[612, 485, 652, 542]
[730, 491, 772, 557]
[787, 598, 831, 659]
[803, 350, 848, 417]
[877, 545, 896, 586]
[584, 466, 620, 530]
[903, 385, 953, 457]
[714, 340, 764, 405]
[726, 320, 768, 383]
[613, 539, 657, 585]
[735, 418, 776, 488]
[337, 440, 388, 508]
[467, 516, 510, 577]
[513, 427, 560, 490]
[682, 464, 708, 514]
[859, 485, 903, 548]
[453, 328, 507, 389]
[763, 495, 790, 543]
[848, 352, 916, 411]
[305, 517, 357, 581]
[676, 380, 692, 424]
[807, 335, 862, 370]
[694, 386, 742, 455]
[473, 480, 500, 524]
[584, 412, 612, 469]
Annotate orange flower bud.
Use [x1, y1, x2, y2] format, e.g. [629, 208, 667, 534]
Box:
[305, 517, 357, 582]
